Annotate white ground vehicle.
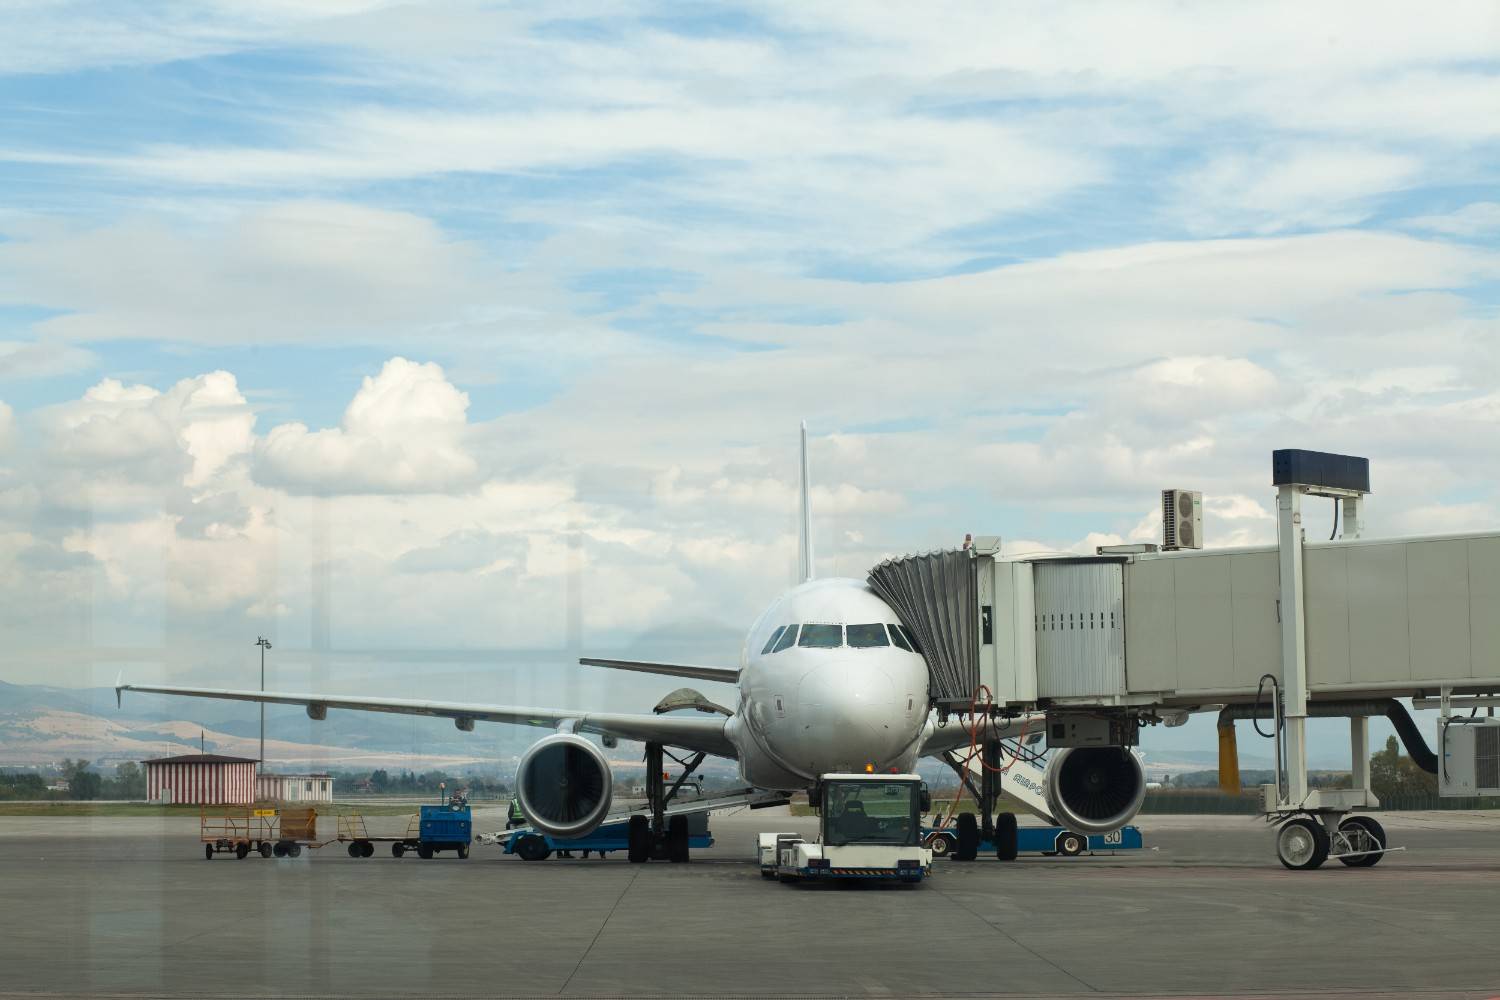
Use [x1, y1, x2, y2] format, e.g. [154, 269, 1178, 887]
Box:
[760, 773, 932, 884]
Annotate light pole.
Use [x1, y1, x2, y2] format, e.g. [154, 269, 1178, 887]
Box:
[255, 637, 272, 773]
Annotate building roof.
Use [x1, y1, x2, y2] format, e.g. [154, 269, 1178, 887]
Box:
[259, 772, 331, 779]
[144, 753, 259, 765]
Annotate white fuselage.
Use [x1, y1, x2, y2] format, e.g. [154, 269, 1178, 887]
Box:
[722, 578, 930, 790]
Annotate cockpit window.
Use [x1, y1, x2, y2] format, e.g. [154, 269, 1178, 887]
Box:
[887, 624, 913, 652]
[896, 624, 922, 653]
[761, 625, 787, 655]
[797, 623, 843, 649]
[771, 625, 799, 653]
[846, 623, 889, 648]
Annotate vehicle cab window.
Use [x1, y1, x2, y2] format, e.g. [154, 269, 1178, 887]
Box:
[760, 625, 787, 655]
[846, 623, 890, 648]
[771, 625, 799, 653]
[797, 623, 843, 649]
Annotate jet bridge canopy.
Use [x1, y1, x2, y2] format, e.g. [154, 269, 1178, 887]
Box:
[867, 550, 980, 706]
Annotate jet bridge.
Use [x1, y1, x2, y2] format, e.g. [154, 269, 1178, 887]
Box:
[874, 449, 1500, 869]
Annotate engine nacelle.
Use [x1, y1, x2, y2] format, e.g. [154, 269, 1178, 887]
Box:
[1043, 746, 1146, 835]
[515, 733, 614, 839]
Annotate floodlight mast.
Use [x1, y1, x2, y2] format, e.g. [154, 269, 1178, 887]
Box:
[255, 637, 272, 774]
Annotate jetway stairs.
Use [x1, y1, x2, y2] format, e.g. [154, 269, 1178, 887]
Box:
[939, 737, 1059, 826]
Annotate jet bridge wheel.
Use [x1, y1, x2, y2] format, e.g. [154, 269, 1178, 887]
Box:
[1275, 817, 1330, 870]
[1336, 816, 1386, 868]
[954, 813, 979, 861]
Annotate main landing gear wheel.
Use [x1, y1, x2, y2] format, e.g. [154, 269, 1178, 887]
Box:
[668, 814, 690, 863]
[1276, 817, 1329, 870]
[955, 813, 979, 861]
[627, 815, 650, 864]
[515, 835, 549, 862]
[1337, 816, 1386, 868]
[926, 831, 956, 859]
[996, 814, 1020, 861]
[1054, 830, 1085, 858]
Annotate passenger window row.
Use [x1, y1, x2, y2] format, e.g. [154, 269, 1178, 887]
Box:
[760, 622, 922, 654]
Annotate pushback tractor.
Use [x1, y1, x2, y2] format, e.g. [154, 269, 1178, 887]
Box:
[760, 773, 932, 884]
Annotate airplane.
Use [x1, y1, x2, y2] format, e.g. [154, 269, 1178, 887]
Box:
[118, 423, 1144, 862]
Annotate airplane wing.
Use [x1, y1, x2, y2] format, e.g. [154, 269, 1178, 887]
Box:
[579, 658, 740, 684]
[116, 682, 736, 759]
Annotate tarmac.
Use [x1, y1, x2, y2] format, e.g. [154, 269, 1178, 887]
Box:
[2, 807, 1500, 999]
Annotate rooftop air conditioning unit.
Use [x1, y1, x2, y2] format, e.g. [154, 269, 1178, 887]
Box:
[1161, 489, 1203, 551]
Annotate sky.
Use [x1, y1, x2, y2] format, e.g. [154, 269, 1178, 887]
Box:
[0, 3, 1498, 761]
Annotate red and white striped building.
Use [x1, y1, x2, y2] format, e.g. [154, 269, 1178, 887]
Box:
[144, 754, 258, 805]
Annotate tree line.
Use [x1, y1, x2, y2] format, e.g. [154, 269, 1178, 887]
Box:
[0, 761, 146, 801]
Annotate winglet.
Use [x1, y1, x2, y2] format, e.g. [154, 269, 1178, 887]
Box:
[114, 672, 124, 709]
[798, 421, 814, 583]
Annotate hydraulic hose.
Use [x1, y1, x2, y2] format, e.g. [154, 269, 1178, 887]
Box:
[1217, 698, 1436, 774]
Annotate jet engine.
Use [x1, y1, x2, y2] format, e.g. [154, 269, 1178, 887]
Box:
[1043, 747, 1146, 835]
[515, 733, 614, 839]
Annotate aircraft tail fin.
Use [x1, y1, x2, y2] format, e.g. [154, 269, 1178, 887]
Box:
[798, 421, 814, 583]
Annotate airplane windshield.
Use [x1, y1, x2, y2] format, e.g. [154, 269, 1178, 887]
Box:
[771, 625, 799, 653]
[846, 624, 889, 648]
[797, 624, 842, 648]
[760, 625, 787, 655]
[823, 781, 920, 846]
[887, 624, 913, 651]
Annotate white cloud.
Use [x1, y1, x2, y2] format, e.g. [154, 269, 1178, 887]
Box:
[0, 400, 13, 451]
[0, 202, 490, 345]
[256, 357, 479, 495]
[1404, 202, 1500, 238]
[38, 370, 255, 491]
[1170, 147, 1422, 235]
[0, 340, 98, 379]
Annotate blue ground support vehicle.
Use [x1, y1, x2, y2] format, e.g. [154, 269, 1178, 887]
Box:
[923, 823, 1143, 859]
[388, 803, 472, 859]
[497, 811, 713, 861]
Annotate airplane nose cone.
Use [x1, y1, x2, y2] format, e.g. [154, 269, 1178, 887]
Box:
[796, 661, 910, 769]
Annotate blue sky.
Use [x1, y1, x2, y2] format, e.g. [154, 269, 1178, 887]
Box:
[0, 3, 1498, 766]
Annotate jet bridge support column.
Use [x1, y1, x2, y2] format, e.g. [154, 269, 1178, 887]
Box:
[1267, 448, 1383, 871]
